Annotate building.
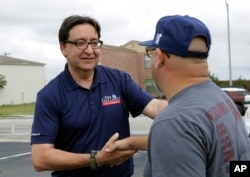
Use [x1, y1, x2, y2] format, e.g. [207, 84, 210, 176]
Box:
[101, 43, 144, 88]
[101, 40, 161, 98]
[0, 55, 45, 105]
[0, 41, 162, 106]
[102, 40, 250, 97]
[1, 40, 249, 106]
[0, 40, 158, 106]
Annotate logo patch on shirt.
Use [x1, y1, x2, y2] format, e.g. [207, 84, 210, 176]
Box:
[31, 133, 40, 136]
[102, 94, 121, 106]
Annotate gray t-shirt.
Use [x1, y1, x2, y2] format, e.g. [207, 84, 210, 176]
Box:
[144, 80, 250, 177]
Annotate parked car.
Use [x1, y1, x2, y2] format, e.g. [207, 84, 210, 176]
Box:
[245, 106, 250, 118]
[243, 106, 250, 137]
[221, 87, 250, 115]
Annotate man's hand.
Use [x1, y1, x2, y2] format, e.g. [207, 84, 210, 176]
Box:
[106, 134, 148, 153]
[97, 133, 136, 166]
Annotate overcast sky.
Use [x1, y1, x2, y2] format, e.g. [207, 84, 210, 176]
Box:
[1, 0, 249, 82]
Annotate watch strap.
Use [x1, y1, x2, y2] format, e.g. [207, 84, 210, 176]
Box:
[90, 150, 98, 170]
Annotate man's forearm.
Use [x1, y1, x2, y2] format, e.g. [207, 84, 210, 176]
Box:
[143, 99, 168, 119]
[128, 135, 148, 150]
[108, 135, 148, 151]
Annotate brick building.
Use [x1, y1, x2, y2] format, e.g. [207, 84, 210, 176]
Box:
[101, 40, 162, 98]
[101, 40, 250, 96]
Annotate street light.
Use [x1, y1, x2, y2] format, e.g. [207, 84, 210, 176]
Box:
[225, 0, 233, 86]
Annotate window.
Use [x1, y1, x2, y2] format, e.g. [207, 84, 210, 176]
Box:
[144, 55, 151, 69]
[145, 79, 158, 93]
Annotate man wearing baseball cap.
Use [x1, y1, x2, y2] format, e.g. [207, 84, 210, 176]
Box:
[139, 15, 250, 177]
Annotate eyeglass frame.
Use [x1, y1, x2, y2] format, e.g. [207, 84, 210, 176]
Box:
[146, 47, 170, 58]
[146, 47, 156, 58]
[64, 39, 103, 50]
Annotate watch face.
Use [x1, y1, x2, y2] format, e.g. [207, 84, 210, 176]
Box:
[90, 150, 98, 170]
[91, 150, 97, 157]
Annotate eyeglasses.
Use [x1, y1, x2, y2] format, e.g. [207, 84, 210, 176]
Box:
[146, 47, 156, 58]
[146, 47, 170, 58]
[65, 39, 103, 50]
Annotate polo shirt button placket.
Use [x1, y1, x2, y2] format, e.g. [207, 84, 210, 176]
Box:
[89, 94, 97, 117]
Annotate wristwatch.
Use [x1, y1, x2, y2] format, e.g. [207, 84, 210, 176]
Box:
[90, 150, 99, 170]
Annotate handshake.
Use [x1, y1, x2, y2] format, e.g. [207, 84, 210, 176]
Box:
[90, 133, 146, 170]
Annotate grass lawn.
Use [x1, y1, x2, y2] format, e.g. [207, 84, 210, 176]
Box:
[0, 103, 35, 117]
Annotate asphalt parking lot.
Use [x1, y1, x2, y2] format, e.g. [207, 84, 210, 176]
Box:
[0, 115, 152, 177]
[1, 115, 250, 177]
[0, 142, 147, 177]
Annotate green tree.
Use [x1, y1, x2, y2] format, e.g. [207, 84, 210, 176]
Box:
[209, 71, 220, 86]
[233, 75, 247, 88]
[0, 74, 7, 88]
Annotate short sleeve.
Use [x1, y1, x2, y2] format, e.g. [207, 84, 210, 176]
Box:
[147, 119, 207, 177]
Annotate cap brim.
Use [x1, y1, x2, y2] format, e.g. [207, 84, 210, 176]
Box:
[138, 40, 154, 47]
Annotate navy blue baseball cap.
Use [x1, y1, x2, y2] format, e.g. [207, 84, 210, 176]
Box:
[139, 15, 211, 58]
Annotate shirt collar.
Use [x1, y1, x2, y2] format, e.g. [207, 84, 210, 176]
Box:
[63, 63, 106, 91]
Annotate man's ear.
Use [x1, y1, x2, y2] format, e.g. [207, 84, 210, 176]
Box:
[60, 42, 67, 57]
[154, 48, 165, 68]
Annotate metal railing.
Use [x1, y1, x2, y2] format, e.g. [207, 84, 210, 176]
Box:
[0, 119, 32, 136]
[0, 115, 153, 141]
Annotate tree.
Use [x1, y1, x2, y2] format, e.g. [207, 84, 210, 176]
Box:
[0, 74, 7, 88]
[209, 71, 220, 86]
[233, 75, 247, 88]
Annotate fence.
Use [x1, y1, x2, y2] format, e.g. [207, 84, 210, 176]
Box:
[0, 119, 32, 142]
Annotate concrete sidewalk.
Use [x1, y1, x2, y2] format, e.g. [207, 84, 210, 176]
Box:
[0, 115, 153, 142]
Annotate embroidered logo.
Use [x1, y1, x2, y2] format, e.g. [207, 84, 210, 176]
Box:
[102, 94, 121, 106]
[155, 33, 162, 45]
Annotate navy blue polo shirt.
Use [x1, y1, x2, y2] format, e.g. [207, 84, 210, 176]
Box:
[31, 64, 153, 177]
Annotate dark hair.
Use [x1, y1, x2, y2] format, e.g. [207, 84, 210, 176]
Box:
[58, 15, 101, 43]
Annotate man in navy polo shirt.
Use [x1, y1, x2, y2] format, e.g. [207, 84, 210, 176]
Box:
[30, 15, 167, 177]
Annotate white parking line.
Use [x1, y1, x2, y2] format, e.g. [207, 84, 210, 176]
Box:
[0, 152, 31, 160]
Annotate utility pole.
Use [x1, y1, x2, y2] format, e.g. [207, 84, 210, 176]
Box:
[225, 0, 233, 86]
[3, 52, 11, 56]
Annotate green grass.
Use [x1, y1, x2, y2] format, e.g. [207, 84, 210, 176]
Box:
[0, 103, 35, 117]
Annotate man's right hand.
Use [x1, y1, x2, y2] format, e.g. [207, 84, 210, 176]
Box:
[97, 133, 136, 166]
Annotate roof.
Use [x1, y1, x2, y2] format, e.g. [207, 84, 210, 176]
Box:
[102, 44, 137, 53]
[221, 87, 246, 91]
[0, 55, 46, 66]
[121, 40, 140, 47]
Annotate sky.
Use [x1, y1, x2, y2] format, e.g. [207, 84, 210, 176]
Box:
[1, 0, 249, 83]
